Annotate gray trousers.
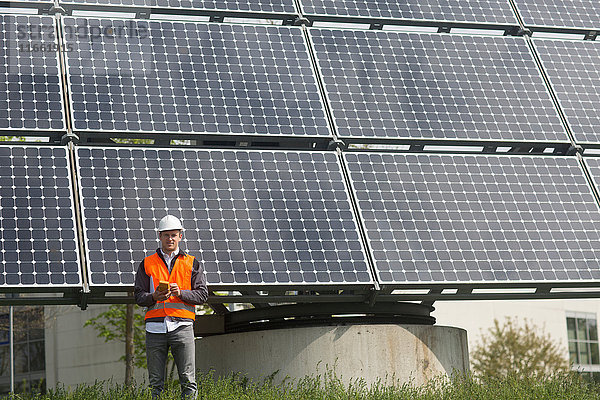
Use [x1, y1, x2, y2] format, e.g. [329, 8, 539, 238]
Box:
[146, 325, 197, 399]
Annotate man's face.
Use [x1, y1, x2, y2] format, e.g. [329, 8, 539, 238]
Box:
[159, 230, 182, 254]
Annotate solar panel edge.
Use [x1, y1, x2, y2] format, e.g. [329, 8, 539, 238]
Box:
[298, 0, 519, 27]
[73, 145, 95, 288]
[57, 0, 298, 15]
[57, 145, 85, 287]
[331, 150, 375, 284]
[340, 152, 387, 285]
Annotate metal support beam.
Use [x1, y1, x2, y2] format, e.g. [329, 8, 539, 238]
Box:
[219, 302, 434, 334]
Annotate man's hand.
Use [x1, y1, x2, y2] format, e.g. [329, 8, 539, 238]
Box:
[170, 283, 181, 297]
[152, 288, 171, 301]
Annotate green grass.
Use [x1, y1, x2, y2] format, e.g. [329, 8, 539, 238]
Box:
[5, 372, 600, 400]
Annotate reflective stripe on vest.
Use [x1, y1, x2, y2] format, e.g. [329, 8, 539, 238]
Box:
[144, 252, 196, 321]
[147, 302, 195, 313]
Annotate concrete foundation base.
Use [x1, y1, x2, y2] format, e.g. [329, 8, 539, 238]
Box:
[196, 324, 468, 387]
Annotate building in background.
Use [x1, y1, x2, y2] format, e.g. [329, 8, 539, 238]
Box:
[0, 300, 593, 393]
[434, 299, 600, 380]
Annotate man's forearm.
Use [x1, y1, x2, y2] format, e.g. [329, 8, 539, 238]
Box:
[178, 288, 208, 305]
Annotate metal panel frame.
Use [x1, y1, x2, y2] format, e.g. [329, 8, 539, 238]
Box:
[298, 0, 520, 32]
[57, 0, 299, 21]
[0, 1, 55, 14]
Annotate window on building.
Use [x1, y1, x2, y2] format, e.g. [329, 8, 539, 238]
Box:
[0, 306, 45, 395]
[567, 312, 600, 380]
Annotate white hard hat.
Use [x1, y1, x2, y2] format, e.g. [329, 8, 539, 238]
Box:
[158, 215, 184, 232]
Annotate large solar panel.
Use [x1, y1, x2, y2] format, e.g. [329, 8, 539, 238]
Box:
[300, 0, 518, 27]
[0, 15, 65, 133]
[513, 0, 600, 31]
[309, 29, 567, 143]
[62, 18, 330, 138]
[58, 0, 297, 15]
[0, 145, 81, 287]
[344, 152, 600, 285]
[533, 39, 600, 145]
[76, 147, 372, 287]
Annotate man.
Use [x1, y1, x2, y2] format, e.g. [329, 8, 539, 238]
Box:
[134, 215, 208, 399]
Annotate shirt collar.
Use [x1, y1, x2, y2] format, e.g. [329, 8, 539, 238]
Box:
[160, 247, 180, 258]
[155, 248, 187, 259]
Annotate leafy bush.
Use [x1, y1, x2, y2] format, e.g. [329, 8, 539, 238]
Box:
[471, 317, 569, 381]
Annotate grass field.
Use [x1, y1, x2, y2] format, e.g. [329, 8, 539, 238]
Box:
[5, 371, 600, 400]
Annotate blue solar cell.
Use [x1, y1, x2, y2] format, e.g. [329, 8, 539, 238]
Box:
[309, 28, 567, 142]
[514, 0, 600, 31]
[63, 18, 330, 138]
[344, 152, 600, 284]
[301, 0, 518, 26]
[0, 146, 81, 287]
[76, 147, 372, 287]
[0, 15, 65, 132]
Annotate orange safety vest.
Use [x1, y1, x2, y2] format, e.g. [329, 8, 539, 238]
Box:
[144, 252, 196, 321]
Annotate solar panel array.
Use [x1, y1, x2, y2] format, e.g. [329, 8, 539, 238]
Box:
[0, 15, 65, 133]
[0, 146, 81, 286]
[76, 147, 371, 287]
[300, 0, 518, 26]
[4, 0, 600, 300]
[309, 29, 567, 143]
[58, 0, 297, 14]
[533, 39, 600, 145]
[344, 152, 600, 284]
[513, 0, 600, 31]
[62, 18, 330, 138]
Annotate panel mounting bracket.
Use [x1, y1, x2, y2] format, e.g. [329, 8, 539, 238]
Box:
[584, 31, 598, 41]
[48, 5, 66, 15]
[293, 17, 310, 26]
[327, 139, 346, 151]
[504, 26, 531, 37]
[61, 132, 79, 145]
[567, 144, 583, 156]
[136, 10, 151, 19]
[79, 287, 90, 310]
[209, 15, 225, 23]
